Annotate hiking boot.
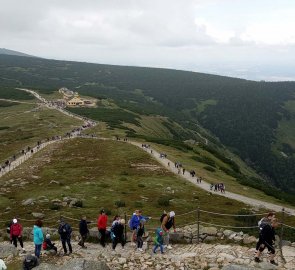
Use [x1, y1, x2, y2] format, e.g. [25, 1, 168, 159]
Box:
[270, 260, 278, 266]
[254, 257, 261, 263]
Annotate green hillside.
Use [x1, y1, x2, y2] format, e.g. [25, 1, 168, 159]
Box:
[1, 54, 295, 197]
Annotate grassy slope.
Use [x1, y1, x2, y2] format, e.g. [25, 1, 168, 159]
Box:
[0, 101, 83, 163]
[275, 100, 295, 151]
[0, 138, 267, 230]
[83, 121, 295, 209]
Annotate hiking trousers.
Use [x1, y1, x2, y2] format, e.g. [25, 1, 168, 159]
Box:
[35, 244, 42, 258]
[99, 229, 106, 247]
[61, 238, 72, 254]
[112, 236, 125, 250]
[79, 234, 87, 247]
[137, 236, 143, 248]
[12, 235, 24, 248]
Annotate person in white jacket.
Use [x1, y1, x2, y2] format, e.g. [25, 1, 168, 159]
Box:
[0, 259, 7, 270]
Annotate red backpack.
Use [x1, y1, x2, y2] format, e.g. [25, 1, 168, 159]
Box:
[42, 241, 47, 250]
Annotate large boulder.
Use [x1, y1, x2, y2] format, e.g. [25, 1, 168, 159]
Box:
[35, 259, 110, 270]
[282, 245, 295, 263]
[169, 232, 185, 243]
[22, 198, 35, 206]
[32, 212, 45, 219]
[0, 243, 18, 258]
[243, 236, 257, 245]
[199, 227, 217, 236]
[222, 265, 256, 270]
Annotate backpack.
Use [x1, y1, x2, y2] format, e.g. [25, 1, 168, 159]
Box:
[42, 241, 47, 250]
[258, 218, 270, 231]
[160, 213, 167, 223]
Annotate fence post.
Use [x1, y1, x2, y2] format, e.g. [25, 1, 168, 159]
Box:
[124, 212, 127, 242]
[197, 206, 200, 244]
[280, 208, 285, 249]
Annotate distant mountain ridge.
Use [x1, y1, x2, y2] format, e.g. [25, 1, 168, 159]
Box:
[0, 48, 34, 57]
[0, 53, 295, 198]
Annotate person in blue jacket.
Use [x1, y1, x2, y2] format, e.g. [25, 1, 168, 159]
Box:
[33, 220, 44, 258]
[129, 210, 151, 246]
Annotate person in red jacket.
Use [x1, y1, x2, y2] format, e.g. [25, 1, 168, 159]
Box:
[97, 210, 108, 247]
[10, 218, 26, 252]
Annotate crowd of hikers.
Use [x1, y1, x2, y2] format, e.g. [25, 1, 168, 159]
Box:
[4, 209, 177, 269]
[2, 210, 282, 269]
[0, 120, 96, 176]
[210, 183, 225, 193]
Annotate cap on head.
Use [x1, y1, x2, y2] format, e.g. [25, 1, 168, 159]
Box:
[169, 211, 175, 217]
[13, 218, 17, 224]
[46, 234, 50, 239]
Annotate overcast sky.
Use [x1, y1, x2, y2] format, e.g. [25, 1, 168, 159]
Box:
[1, 0, 295, 81]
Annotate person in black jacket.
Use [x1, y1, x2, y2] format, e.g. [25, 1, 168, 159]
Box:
[137, 220, 145, 252]
[254, 218, 279, 265]
[78, 216, 90, 248]
[58, 219, 72, 255]
[112, 219, 125, 250]
[44, 234, 57, 253]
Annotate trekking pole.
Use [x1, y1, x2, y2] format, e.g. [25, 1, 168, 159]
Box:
[197, 206, 200, 244]
[280, 208, 285, 250]
[124, 212, 127, 242]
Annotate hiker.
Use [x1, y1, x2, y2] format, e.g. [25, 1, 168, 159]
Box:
[33, 220, 44, 258]
[58, 219, 72, 255]
[182, 168, 185, 175]
[136, 220, 145, 252]
[79, 216, 90, 248]
[112, 219, 125, 250]
[161, 211, 176, 249]
[97, 210, 108, 247]
[129, 210, 150, 246]
[10, 218, 25, 252]
[43, 234, 57, 254]
[22, 255, 39, 270]
[153, 228, 164, 254]
[254, 218, 279, 265]
[0, 259, 7, 270]
[255, 212, 275, 253]
[112, 215, 120, 227]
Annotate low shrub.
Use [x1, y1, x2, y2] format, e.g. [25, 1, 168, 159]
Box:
[115, 200, 126, 208]
[203, 166, 215, 172]
[49, 204, 61, 211]
[157, 197, 170, 207]
[134, 201, 143, 208]
[73, 200, 83, 208]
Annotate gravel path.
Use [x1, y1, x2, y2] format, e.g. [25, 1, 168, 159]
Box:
[3, 88, 294, 216]
[130, 141, 295, 215]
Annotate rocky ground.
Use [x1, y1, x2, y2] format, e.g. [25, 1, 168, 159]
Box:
[1, 238, 295, 270]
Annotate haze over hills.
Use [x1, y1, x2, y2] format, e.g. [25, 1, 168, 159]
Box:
[0, 48, 35, 58]
[1, 53, 295, 200]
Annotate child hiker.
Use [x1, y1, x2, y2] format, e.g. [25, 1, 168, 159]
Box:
[153, 228, 164, 254]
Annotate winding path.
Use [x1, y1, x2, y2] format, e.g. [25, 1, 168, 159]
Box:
[2, 88, 295, 216]
[130, 141, 295, 215]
